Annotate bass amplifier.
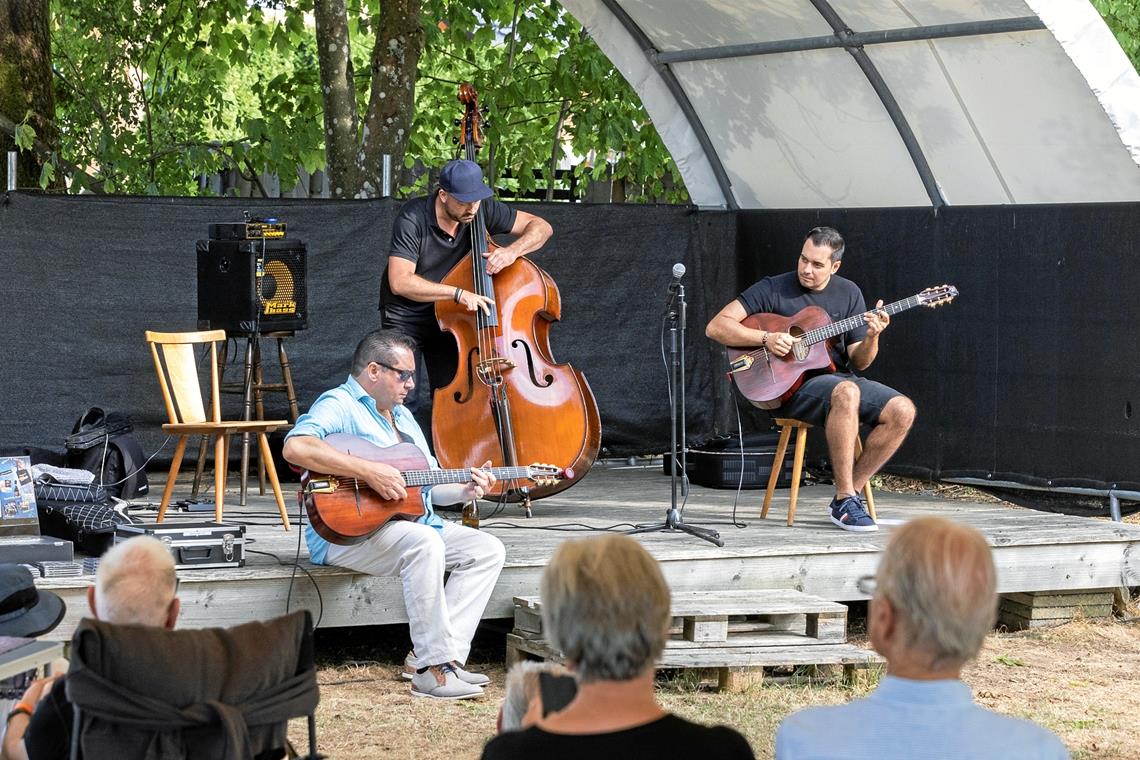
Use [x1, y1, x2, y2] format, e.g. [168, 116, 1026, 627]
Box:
[197, 238, 308, 333]
[114, 522, 245, 569]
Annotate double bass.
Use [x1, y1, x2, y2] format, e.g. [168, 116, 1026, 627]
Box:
[432, 84, 601, 513]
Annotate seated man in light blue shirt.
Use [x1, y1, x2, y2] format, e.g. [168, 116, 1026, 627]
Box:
[775, 516, 1069, 760]
[283, 329, 505, 700]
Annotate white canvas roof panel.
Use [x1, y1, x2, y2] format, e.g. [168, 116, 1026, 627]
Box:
[560, 0, 1140, 208]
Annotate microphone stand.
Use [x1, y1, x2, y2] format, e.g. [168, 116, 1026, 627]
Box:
[629, 281, 723, 547]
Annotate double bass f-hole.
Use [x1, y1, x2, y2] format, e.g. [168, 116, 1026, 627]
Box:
[511, 339, 554, 388]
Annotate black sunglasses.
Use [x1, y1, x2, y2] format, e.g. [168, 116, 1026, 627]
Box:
[376, 362, 415, 383]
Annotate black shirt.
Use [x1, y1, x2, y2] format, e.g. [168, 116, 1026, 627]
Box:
[481, 713, 754, 760]
[24, 676, 70, 760]
[379, 194, 518, 324]
[737, 270, 868, 368]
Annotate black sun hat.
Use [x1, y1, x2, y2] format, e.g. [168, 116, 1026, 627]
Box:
[0, 564, 66, 638]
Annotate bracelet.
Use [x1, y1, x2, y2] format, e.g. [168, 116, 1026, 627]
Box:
[453, 287, 463, 303]
[760, 332, 768, 347]
[7, 705, 33, 723]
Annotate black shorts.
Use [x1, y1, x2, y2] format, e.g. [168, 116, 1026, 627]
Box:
[776, 373, 902, 428]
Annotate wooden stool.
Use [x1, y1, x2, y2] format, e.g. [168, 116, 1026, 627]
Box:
[761, 418, 876, 526]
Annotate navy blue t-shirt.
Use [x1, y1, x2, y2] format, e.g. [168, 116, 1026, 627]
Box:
[737, 271, 868, 369]
[379, 193, 517, 323]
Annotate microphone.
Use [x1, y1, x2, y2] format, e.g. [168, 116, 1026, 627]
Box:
[665, 262, 686, 311]
[669, 262, 686, 289]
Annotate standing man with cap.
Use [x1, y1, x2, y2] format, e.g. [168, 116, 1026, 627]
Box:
[379, 158, 554, 432]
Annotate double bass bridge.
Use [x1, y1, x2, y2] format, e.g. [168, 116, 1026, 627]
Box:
[476, 356, 516, 385]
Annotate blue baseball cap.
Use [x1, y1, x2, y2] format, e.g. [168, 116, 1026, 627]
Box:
[439, 159, 493, 203]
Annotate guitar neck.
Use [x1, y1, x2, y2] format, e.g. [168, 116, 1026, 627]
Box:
[802, 294, 924, 347]
[403, 466, 532, 487]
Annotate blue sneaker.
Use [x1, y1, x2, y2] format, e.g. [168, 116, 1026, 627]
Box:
[829, 494, 878, 532]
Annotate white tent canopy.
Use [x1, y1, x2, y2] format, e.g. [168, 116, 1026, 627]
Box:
[560, 0, 1140, 209]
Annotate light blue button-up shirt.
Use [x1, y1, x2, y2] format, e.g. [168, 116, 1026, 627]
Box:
[775, 675, 1069, 759]
[286, 375, 444, 565]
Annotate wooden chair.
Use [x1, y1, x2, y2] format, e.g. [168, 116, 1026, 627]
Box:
[145, 330, 290, 529]
[761, 418, 876, 526]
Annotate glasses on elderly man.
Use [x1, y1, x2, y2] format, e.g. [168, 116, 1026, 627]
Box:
[855, 575, 877, 596]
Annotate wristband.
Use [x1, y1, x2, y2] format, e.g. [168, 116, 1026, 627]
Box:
[761, 332, 768, 347]
[7, 705, 33, 723]
[453, 287, 463, 303]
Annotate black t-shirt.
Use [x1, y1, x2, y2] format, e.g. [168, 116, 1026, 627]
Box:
[379, 193, 518, 325]
[481, 713, 755, 760]
[737, 270, 868, 368]
[24, 676, 71, 760]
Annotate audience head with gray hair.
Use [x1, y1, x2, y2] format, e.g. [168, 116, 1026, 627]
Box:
[481, 534, 756, 759]
[775, 517, 1068, 760]
[89, 536, 180, 629]
[541, 533, 671, 682]
[870, 516, 997, 676]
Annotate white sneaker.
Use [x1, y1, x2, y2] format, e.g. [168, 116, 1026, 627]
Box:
[410, 664, 484, 700]
[402, 651, 489, 687]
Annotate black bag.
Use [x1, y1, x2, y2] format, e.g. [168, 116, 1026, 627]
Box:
[37, 502, 134, 556]
[34, 480, 108, 506]
[65, 407, 150, 500]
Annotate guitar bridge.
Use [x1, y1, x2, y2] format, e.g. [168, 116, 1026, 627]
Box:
[727, 355, 753, 374]
[305, 477, 338, 494]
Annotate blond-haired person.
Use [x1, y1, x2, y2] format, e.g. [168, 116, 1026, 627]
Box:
[481, 534, 753, 759]
[776, 517, 1068, 759]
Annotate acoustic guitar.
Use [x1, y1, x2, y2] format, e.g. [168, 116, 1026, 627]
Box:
[302, 433, 565, 545]
[726, 285, 958, 409]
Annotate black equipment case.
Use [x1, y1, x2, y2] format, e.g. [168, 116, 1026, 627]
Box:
[114, 522, 246, 569]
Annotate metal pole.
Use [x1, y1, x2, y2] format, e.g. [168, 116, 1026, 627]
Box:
[6, 151, 16, 191]
[382, 154, 392, 197]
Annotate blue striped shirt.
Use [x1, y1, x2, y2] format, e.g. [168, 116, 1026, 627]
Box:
[286, 375, 443, 565]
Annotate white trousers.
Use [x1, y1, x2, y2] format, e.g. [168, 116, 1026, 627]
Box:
[326, 519, 505, 668]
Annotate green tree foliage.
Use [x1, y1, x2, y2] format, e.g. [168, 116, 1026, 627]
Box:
[1093, 0, 1139, 72]
[28, 0, 684, 200]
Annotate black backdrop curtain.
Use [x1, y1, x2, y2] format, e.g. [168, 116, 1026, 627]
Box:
[3, 192, 1139, 491]
[0, 192, 735, 462]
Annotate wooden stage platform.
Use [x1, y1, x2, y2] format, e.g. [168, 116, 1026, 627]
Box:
[37, 464, 1140, 642]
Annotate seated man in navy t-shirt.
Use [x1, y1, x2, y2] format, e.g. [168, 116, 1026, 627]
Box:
[705, 226, 915, 532]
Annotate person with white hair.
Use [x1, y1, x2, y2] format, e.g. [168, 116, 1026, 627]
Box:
[496, 661, 576, 733]
[481, 534, 754, 759]
[775, 517, 1069, 759]
[1, 537, 179, 760]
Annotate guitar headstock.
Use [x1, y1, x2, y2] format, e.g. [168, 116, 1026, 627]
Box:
[918, 284, 958, 308]
[525, 463, 567, 487]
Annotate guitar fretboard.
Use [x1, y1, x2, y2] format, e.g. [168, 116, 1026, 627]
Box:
[799, 295, 923, 348]
[404, 466, 534, 487]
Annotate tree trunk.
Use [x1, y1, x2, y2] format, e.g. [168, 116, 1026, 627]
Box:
[360, 0, 422, 198]
[0, 0, 59, 190]
[314, 0, 360, 198]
